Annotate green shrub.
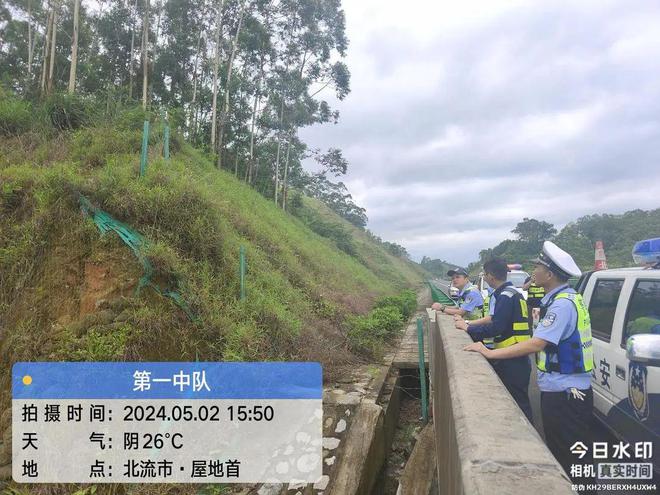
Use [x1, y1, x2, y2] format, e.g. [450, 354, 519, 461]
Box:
[288, 191, 304, 213]
[0, 97, 32, 136]
[44, 93, 94, 130]
[292, 204, 357, 256]
[308, 217, 356, 256]
[346, 304, 405, 356]
[346, 314, 386, 356]
[71, 127, 142, 167]
[114, 106, 152, 130]
[370, 306, 404, 335]
[374, 289, 417, 319]
[167, 106, 186, 130]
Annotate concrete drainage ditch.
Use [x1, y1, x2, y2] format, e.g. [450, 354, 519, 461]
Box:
[371, 367, 435, 495]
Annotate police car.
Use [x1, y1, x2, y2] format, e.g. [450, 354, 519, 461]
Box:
[477, 264, 530, 301]
[576, 238, 660, 471]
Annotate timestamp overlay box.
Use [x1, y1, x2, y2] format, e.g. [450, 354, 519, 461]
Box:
[12, 362, 323, 483]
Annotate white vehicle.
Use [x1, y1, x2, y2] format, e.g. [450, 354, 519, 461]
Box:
[577, 237, 660, 472]
[476, 265, 530, 301]
[449, 283, 460, 298]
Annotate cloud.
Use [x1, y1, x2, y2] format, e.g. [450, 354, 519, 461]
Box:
[300, 0, 660, 265]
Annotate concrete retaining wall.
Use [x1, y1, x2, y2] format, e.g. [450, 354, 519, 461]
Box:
[428, 312, 575, 495]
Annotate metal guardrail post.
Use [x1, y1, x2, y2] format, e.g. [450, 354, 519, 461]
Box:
[417, 316, 428, 424]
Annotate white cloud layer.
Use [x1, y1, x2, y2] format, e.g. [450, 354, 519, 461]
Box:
[301, 0, 660, 265]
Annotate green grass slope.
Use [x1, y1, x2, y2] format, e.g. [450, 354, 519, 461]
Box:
[0, 122, 424, 411]
[293, 195, 425, 288]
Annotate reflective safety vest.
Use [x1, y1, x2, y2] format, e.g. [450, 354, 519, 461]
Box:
[460, 285, 484, 321]
[482, 294, 494, 349]
[527, 283, 545, 300]
[492, 286, 531, 349]
[536, 291, 594, 374]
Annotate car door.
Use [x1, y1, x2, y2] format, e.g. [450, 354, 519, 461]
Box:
[584, 276, 626, 413]
[614, 277, 660, 451]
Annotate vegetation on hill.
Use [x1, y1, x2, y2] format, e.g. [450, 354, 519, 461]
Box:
[0, 97, 424, 402]
[0, 0, 361, 229]
[419, 256, 463, 279]
[0, 2, 429, 492]
[467, 213, 660, 274]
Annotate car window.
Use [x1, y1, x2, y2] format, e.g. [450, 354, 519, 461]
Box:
[588, 279, 624, 342]
[622, 279, 660, 346]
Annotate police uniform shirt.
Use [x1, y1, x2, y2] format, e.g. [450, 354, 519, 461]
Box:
[534, 284, 592, 392]
[488, 290, 496, 316]
[467, 282, 515, 341]
[458, 282, 484, 314]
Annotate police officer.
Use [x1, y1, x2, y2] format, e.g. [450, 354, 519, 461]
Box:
[454, 284, 496, 348]
[464, 242, 594, 483]
[455, 258, 533, 420]
[432, 268, 484, 321]
[523, 273, 545, 329]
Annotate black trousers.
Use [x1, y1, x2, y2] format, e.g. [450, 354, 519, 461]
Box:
[541, 388, 594, 485]
[491, 356, 533, 422]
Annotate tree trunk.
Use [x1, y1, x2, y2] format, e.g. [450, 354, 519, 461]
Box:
[273, 97, 284, 204]
[282, 134, 291, 211]
[188, 28, 202, 138]
[106, 81, 112, 114]
[40, 6, 53, 95]
[210, 0, 224, 151]
[46, 1, 59, 95]
[141, 0, 150, 110]
[68, 0, 80, 94]
[246, 45, 265, 184]
[27, 0, 34, 76]
[128, 0, 137, 99]
[216, 0, 246, 169]
[253, 158, 260, 187]
[246, 93, 260, 182]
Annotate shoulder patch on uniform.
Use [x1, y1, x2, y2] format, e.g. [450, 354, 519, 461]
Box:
[541, 312, 557, 327]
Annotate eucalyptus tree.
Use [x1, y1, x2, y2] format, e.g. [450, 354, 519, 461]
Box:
[210, 0, 225, 150]
[67, 0, 80, 93]
[93, 1, 134, 98]
[267, 0, 350, 206]
[216, 0, 248, 169]
[0, 0, 47, 93]
[46, 0, 60, 94]
[141, 0, 149, 109]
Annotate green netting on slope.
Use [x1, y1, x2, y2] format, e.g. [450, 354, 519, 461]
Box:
[79, 194, 198, 322]
[427, 280, 458, 306]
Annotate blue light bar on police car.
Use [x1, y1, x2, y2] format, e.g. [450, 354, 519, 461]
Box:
[632, 237, 660, 265]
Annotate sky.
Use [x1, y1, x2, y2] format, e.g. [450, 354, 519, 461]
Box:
[300, 0, 660, 266]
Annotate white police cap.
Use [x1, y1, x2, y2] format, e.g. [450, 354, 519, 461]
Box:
[532, 241, 582, 278]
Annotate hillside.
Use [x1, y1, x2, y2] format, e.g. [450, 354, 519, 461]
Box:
[553, 210, 660, 269]
[469, 211, 660, 272]
[0, 117, 425, 416]
[419, 257, 462, 279]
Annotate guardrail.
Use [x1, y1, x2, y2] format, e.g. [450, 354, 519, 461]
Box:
[427, 280, 458, 306]
[426, 310, 574, 494]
